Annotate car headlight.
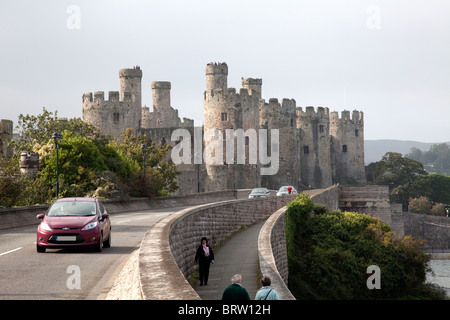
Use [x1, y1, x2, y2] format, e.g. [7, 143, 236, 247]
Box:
[82, 221, 98, 231]
[40, 221, 52, 231]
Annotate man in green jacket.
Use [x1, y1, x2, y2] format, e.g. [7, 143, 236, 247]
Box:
[222, 274, 250, 300]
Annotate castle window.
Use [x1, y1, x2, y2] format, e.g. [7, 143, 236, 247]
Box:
[290, 118, 294, 128]
[319, 125, 324, 133]
[303, 145, 309, 154]
[113, 113, 120, 124]
[221, 112, 228, 122]
[342, 145, 348, 152]
[355, 129, 359, 137]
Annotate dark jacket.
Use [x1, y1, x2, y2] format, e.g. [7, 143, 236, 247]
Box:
[195, 244, 214, 263]
[222, 283, 250, 300]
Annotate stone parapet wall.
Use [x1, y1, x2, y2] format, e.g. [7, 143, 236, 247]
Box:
[106, 186, 340, 300]
[403, 211, 450, 251]
[257, 185, 340, 301]
[258, 206, 296, 300]
[0, 190, 239, 230]
[138, 195, 296, 300]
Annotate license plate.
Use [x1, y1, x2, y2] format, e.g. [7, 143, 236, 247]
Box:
[55, 236, 76, 241]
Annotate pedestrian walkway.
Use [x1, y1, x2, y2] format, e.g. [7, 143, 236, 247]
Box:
[194, 220, 265, 300]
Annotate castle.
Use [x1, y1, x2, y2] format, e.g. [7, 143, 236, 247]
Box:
[82, 63, 365, 195]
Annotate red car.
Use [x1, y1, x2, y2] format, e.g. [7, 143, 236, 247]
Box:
[36, 197, 111, 253]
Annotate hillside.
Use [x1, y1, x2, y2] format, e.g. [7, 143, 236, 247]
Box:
[364, 140, 450, 164]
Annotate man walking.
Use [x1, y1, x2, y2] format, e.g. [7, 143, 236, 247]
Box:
[222, 274, 250, 300]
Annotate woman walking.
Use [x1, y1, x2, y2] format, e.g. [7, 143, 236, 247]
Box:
[195, 237, 214, 286]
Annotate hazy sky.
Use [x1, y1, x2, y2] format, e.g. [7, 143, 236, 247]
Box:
[1, 0, 449, 142]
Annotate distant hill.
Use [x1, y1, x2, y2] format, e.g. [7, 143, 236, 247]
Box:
[364, 140, 450, 164]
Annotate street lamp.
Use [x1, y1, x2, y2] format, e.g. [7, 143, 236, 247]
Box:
[52, 132, 63, 198]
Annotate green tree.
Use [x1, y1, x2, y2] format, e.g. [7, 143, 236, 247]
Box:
[285, 194, 445, 300]
[10, 107, 103, 155]
[407, 143, 450, 175]
[109, 128, 179, 197]
[1, 108, 179, 206]
[417, 174, 450, 205]
[375, 152, 428, 209]
[37, 130, 109, 198]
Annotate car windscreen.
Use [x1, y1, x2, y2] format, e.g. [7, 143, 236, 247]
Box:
[251, 188, 267, 194]
[47, 201, 97, 216]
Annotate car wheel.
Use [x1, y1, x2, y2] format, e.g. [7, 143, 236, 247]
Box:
[94, 233, 103, 252]
[103, 229, 111, 248]
[37, 244, 46, 253]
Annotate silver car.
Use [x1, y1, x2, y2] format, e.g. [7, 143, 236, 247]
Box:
[248, 188, 270, 199]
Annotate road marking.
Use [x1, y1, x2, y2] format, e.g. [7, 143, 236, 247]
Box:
[0, 247, 23, 257]
[136, 217, 152, 220]
[115, 220, 131, 224]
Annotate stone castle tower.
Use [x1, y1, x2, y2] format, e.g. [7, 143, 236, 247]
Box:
[297, 106, 332, 189]
[82, 63, 365, 194]
[330, 110, 365, 183]
[82, 67, 143, 139]
[203, 63, 261, 191]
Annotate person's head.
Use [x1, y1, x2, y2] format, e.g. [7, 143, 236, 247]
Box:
[261, 276, 271, 287]
[201, 237, 208, 245]
[231, 274, 242, 284]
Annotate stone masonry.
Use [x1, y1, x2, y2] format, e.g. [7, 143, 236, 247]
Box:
[82, 63, 366, 195]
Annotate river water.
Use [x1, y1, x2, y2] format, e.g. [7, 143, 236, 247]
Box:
[426, 259, 450, 298]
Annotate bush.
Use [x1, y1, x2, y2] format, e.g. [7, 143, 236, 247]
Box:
[285, 194, 445, 300]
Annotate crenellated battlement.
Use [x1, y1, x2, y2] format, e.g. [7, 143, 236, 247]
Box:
[261, 97, 297, 114]
[296, 106, 330, 120]
[118, 67, 142, 79]
[81, 62, 365, 193]
[82, 91, 132, 105]
[203, 85, 261, 109]
[330, 109, 364, 124]
[241, 77, 262, 97]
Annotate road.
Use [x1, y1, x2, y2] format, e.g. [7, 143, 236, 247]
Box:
[0, 206, 188, 300]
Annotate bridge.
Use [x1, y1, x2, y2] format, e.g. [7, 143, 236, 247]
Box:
[1, 185, 447, 300]
[106, 186, 339, 300]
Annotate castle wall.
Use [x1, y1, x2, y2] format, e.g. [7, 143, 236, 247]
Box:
[81, 64, 366, 195]
[138, 126, 201, 196]
[259, 98, 299, 190]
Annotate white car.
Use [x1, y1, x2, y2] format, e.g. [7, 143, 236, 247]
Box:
[248, 188, 270, 199]
[276, 186, 298, 196]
